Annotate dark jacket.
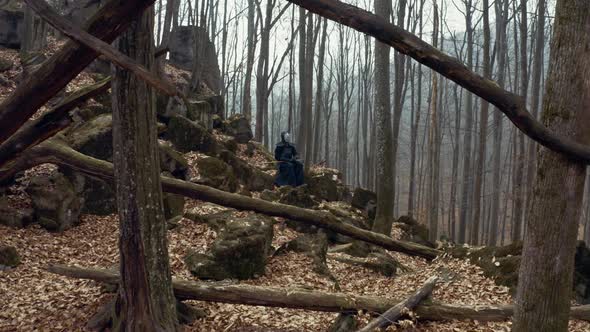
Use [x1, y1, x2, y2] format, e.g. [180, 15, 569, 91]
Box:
[274, 142, 298, 162]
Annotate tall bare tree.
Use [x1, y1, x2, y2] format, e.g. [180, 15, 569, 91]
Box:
[513, 0, 590, 330]
[111, 6, 178, 330]
[372, 0, 394, 235]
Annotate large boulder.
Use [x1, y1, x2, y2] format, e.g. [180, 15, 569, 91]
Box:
[66, 113, 113, 161]
[218, 150, 274, 192]
[0, 196, 35, 228]
[166, 115, 218, 154]
[278, 185, 318, 209]
[222, 114, 253, 144]
[184, 212, 274, 280]
[0, 4, 23, 49]
[0, 245, 20, 269]
[64, 115, 188, 215]
[189, 155, 238, 193]
[169, 26, 221, 94]
[396, 215, 435, 248]
[62, 0, 104, 26]
[0, 57, 12, 72]
[25, 171, 81, 232]
[306, 168, 349, 202]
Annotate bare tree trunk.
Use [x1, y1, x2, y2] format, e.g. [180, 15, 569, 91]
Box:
[372, 0, 394, 235]
[511, 0, 529, 242]
[458, 0, 474, 244]
[524, 0, 546, 214]
[110, 7, 178, 330]
[312, 18, 328, 163]
[489, 0, 508, 246]
[470, 0, 491, 245]
[513, 1, 590, 330]
[242, 0, 256, 119]
[427, 2, 439, 243]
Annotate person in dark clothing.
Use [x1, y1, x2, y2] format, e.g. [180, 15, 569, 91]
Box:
[274, 131, 304, 187]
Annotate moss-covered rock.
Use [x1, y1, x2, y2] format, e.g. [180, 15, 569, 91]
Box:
[186, 100, 212, 125]
[160, 144, 189, 180]
[184, 213, 274, 280]
[0, 196, 34, 228]
[218, 150, 274, 192]
[275, 232, 332, 276]
[25, 171, 81, 232]
[67, 114, 113, 161]
[351, 187, 376, 210]
[0, 57, 12, 72]
[191, 155, 238, 192]
[396, 215, 435, 248]
[278, 185, 318, 209]
[163, 192, 185, 221]
[0, 245, 20, 268]
[166, 115, 217, 153]
[222, 114, 253, 143]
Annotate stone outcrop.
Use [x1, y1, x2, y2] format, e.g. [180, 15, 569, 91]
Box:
[221, 114, 253, 144]
[0, 196, 34, 228]
[0, 3, 23, 49]
[166, 115, 218, 154]
[396, 215, 435, 248]
[189, 155, 238, 193]
[25, 171, 81, 232]
[169, 26, 221, 93]
[184, 210, 274, 280]
[0, 245, 20, 269]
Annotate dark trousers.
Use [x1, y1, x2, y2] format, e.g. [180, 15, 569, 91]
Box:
[275, 160, 304, 187]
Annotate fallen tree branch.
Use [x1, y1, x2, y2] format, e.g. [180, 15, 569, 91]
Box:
[285, 0, 590, 164]
[0, 0, 155, 144]
[25, 0, 180, 98]
[358, 276, 438, 331]
[46, 264, 590, 322]
[2, 141, 440, 259]
[0, 76, 111, 167]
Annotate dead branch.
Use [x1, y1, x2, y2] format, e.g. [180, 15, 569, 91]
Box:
[0, 0, 155, 144]
[2, 141, 440, 259]
[358, 276, 438, 331]
[46, 264, 590, 322]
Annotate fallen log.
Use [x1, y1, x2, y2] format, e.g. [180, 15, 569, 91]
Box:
[0, 76, 111, 167]
[286, 0, 590, 164]
[46, 264, 590, 322]
[0, 0, 155, 144]
[357, 276, 438, 331]
[2, 141, 440, 259]
[25, 0, 179, 98]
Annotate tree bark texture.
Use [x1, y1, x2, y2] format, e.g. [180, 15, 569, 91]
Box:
[513, 1, 590, 331]
[110, 7, 178, 331]
[371, 0, 395, 236]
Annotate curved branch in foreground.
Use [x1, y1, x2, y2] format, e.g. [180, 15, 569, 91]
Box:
[285, 0, 590, 164]
[1, 141, 441, 260]
[24, 0, 180, 98]
[47, 264, 590, 322]
[0, 77, 111, 168]
[0, 0, 156, 144]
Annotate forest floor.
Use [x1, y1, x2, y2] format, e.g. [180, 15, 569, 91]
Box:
[2, 204, 590, 332]
[2, 44, 590, 332]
